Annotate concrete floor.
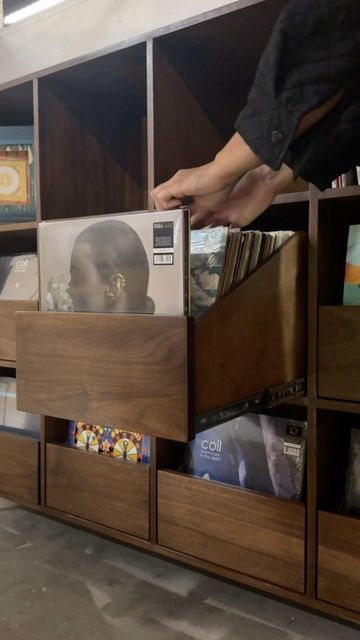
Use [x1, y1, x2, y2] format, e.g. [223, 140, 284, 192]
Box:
[0, 498, 359, 640]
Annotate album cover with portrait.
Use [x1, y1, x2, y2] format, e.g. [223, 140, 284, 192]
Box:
[0, 126, 36, 222]
[39, 209, 190, 315]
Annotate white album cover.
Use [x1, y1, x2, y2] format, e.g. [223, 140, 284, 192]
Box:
[39, 210, 189, 315]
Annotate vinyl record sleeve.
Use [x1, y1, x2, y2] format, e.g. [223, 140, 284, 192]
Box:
[183, 413, 307, 501]
[40, 209, 190, 315]
[0, 377, 40, 437]
[0, 126, 36, 222]
[0, 254, 38, 300]
[190, 226, 228, 319]
[68, 421, 151, 463]
[345, 428, 360, 515]
[344, 225, 360, 305]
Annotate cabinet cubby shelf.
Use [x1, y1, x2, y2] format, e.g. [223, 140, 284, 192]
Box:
[0, 222, 37, 234]
[0, 359, 16, 368]
[317, 399, 360, 414]
[320, 186, 360, 200]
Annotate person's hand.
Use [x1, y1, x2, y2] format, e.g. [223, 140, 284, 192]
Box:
[151, 162, 236, 212]
[191, 164, 294, 229]
[190, 168, 275, 228]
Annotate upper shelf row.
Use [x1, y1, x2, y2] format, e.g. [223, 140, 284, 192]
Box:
[0, 0, 303, 225]
[0, 0, 359, 229]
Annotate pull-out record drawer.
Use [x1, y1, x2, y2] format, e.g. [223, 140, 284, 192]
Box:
[46, 443, 150, 539]
[0, 431, 39, 504]
[158, 470, 306, 593]
[16, 312, 191, 442]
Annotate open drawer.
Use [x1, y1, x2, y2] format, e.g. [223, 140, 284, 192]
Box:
[0, 431, 39, 504]
[46, 444, 150, 539]
[0, 300, 38, 362]
[318, 511, 360, 613]
[16, 313, 191, 442]
[158, 470, 306, 593]
[16, 233, 306, 442]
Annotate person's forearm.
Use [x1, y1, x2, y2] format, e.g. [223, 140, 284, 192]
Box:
[213, 87, 345, 189]
[213, 133, 262, 187]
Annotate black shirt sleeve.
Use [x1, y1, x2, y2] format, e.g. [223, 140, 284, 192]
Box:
[235, 0, 360, 174]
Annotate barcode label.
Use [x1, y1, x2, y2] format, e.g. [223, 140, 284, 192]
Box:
[284, 445, 300, 457]
[154, 253, 174, 265]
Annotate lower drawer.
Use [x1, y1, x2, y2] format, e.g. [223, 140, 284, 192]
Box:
[158, 471, 305, 593]
[46, 444, 150, 540]
[318, 511, 360, 613]
[0, 431, 39, 504]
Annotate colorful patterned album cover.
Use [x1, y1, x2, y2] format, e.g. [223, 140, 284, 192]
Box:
[344, 225, 360, 304]
[68, 421, 151, 464]
[40, 209, 190, 315]
[0, 127, 36, 222]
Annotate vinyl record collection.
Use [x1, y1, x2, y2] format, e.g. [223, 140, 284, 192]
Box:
[0, 137, 306, 489]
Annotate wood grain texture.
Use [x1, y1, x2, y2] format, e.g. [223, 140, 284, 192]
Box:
[317, 398, 360, 413]
[320, 186, 360, 200]
[153, 0, 286, 181]
[319, 306, 360, 402]
[152, 41, 224, 186]
[158, 471, 305, 593]
[0, 360, 16, 369]
[318, 511, 360, 613]
[41, 416, 69, 506]
[0, 300, 38, 361]
[16, 312, 190, 441]
[0, 431, 39, 504]
[46, 444, 150, 539]
[38, 44, 147, 221]
[195, 232, 307, 416]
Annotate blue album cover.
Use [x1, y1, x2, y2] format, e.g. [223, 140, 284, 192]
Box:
[183, 413, 307, 501]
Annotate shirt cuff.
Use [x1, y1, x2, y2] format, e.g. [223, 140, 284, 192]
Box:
[235, 96, 302, 171]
